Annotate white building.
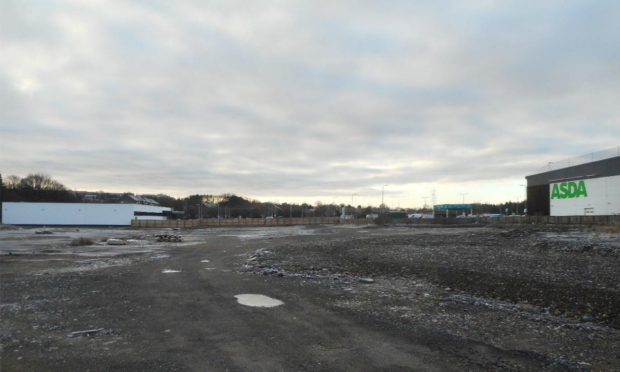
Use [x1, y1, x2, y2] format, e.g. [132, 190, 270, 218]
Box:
[525, 148, 620, 216]
[1, 202, 172, 226]
[549, 176, 620, 216]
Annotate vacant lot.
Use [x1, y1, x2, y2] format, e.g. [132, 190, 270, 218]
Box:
[1, 224, 619, 371]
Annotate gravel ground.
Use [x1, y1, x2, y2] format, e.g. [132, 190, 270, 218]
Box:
[244, 224, 620, 371]
[1, 223, 619, 371]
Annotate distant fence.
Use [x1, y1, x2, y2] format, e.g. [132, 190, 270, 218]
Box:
[340, 215, 620, 226]
[480, 215, 620, 225]
[131, 217, 339, 228]
[530, 146, 620, 175]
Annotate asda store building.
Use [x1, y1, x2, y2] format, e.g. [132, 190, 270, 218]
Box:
[525, 149, 620, 216]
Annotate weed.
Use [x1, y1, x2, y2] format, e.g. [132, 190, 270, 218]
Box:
[71, 237, 94, 246]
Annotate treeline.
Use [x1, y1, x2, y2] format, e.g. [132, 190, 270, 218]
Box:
[152, 194, 351, 219]
[472, 202, 527, 216]
[1, 173, 77, 203]
[1, 173, 528, 219]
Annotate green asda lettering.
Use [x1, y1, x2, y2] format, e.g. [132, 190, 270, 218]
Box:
[551, 181, 588, 199]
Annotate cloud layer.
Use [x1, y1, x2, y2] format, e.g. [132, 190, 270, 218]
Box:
[1, 1, 619, 206]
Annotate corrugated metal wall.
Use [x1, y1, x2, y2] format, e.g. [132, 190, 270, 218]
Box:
[527, 184, 550, 216]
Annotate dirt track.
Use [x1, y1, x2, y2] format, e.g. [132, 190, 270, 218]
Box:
[1, 224, 619, 371]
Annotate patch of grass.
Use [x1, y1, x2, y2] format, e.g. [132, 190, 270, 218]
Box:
[593, 222, 620, 234]
[71, 237, 94, 246]
[606, 222, 620, 234]
[375, 215, 392, 226]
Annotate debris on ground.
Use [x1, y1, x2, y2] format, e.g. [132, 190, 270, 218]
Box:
[67, 328, 112, 338]
[244, 224, 620, 371]
[156, 234, 182, 242]
[105, 238, 127, 245]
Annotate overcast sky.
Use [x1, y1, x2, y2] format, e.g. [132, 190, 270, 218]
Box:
[1, 1, 619, 207]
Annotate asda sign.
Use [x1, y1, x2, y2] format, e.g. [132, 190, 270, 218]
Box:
[551, 180, 588, 199]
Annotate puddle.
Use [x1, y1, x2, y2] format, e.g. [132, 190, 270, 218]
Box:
[201, 260, 210, 263]
[162, 270, 181, 273]
[205, 268, 215, 270]
[234, 294, 284, 308]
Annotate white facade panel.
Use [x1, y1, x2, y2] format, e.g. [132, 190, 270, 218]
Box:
[135, 216, 168, 221]
[133, 205, 171, 213]
[2, 203, 172, 226]
[550, 175, 620, 216]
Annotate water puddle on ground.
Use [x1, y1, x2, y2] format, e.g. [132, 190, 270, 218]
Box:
[201, 260, 210, 263]
[162, 270, 181, 273]
[234, 294, 284, 308]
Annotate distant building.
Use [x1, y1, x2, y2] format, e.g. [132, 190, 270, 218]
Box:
[388, 211, 408, 219]
[525, 147, 620, 216]
[1, 202, 177, 226]
[433, 204, 473, 218]
[120, 194, 160, 206]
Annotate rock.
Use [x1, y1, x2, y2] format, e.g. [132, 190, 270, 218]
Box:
[359, 278, 375, 284]
[581, 314, 594, 322]
[106, 239, 126, 245]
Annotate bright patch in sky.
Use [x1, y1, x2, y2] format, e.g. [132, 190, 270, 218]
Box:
[1, 1, 619, 206]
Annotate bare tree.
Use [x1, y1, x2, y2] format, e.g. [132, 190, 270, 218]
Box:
[19, 173, 66, 191]
[5, 175, 22, 189]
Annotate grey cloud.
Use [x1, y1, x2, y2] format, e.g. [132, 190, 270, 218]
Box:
[1, 0, 618, 205]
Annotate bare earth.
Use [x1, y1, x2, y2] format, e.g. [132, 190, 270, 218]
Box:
[1, 224, 619, 371]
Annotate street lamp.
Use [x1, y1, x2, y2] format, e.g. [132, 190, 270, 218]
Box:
[382, 185, 389, 207]
[351, 194, 358, 219]
[519, 184, 527, 215]
[515, 196, 520, 215]
[459, 193, 468, 204]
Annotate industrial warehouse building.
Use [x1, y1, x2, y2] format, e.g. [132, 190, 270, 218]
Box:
[1, 202, 176, 226]
[525, 147, 620, 216]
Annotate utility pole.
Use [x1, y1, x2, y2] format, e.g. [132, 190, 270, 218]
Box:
[459, 193, 468, 204]
[382, 185, 388, 208]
